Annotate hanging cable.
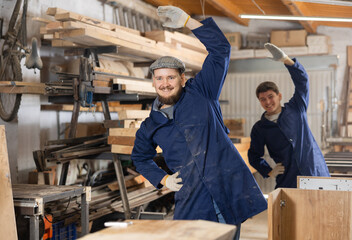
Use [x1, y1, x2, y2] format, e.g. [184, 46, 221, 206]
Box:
[251, 0, 266, 15]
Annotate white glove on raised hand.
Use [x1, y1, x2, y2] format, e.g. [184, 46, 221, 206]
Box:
[268, 163, 285, 178]
[157, 6, 190, 28]
[264, 43, 288, 62]
[165, 172, 183, 191]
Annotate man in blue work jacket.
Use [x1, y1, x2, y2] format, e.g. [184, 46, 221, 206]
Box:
[131, 5, 267, 240]
[248, 43, 330, 188]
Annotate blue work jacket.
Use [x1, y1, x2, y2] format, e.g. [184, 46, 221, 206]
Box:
[248, 59, 330, 188]
[132, 18, 267, 225]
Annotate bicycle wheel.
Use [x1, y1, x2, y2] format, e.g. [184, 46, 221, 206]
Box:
[0, 53, 22, 122]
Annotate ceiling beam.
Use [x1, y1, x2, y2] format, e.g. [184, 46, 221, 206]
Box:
[206, 0, 249, 26]
[281, 0, 317, 33]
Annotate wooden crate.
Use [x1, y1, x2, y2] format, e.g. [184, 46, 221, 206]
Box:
[268, 188, 352, 240]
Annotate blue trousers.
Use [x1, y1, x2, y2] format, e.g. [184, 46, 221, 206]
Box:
[213, 200, 241, 240]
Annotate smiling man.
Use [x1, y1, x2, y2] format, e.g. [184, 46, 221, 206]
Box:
[248, 43, 330, 188]
[131, 5, 267, 240]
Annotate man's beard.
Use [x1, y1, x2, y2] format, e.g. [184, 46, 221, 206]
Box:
[158, 87, 183, 105]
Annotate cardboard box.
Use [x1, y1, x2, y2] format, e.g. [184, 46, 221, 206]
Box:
[230, 49, 254, 59]
[224, 32, 242, 50]
[307, 35, 330, 46]
[308, 44, 331, 55]
[270, 29, 307, 47]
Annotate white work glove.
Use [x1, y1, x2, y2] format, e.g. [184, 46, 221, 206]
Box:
[157, 6, 190, 28]
[268, 163, 285, 178]
[264, 43, 288, 62]
[165, 172, 183, 191]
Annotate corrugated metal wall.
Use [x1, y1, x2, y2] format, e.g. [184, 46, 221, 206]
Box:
[220, 69, 333, 147]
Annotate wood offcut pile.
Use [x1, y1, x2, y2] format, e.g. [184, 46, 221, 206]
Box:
[41, 7, 207, 71]
[44, 171, 171, 224]
[106, 109, 162, 154]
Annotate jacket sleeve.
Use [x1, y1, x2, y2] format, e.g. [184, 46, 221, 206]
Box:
[187, 18, 231, 100]
[248, 124, 272, 178]
[131, 122, 167, 189]
[285, 58, 309, 112]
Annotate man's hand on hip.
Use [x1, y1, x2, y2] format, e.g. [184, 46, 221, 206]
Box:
[162, 172, 183, 191]
[268, 163, 285, 178]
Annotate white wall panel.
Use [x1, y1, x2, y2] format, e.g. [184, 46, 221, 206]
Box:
[220, 69, 333, 147]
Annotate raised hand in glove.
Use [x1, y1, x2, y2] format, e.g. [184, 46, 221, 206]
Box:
[264, 43, 288, 62]
[163, 172, 183, 191]
[157, 6, 190, 29]
[268, 163, 285, 178]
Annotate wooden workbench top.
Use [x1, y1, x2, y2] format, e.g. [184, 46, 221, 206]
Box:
[79, 219, 236, 240]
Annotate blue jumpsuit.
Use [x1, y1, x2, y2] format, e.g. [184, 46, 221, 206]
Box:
[132, 18, 267, 225]
[248, 59, 330, 188]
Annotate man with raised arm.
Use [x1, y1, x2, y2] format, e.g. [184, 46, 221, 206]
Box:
[132, 6, 267, 239]
[248, 43, 330, 188]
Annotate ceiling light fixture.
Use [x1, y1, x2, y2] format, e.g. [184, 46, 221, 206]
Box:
[239, 14, 352, 22]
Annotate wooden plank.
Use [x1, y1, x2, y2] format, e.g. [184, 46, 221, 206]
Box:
[124, 84, 156, 95]
[109, 128, 138, 137]
[59, 28, 204, 71]
[0, 126, 17, 240]
[111, 144, 134, 154]
[111, 144, 161, 154]
[61, 21, 153, 47]
[79, 219, 236, 240]
[56, 12, 140, 35]
[51, 39, 83, 48]
[32, 17, 52, 24]
[41, 104, 140, 112]
[46, 7, 69, 16]
[0, 86, 45, 94]
[108, 136, 135, 145]
[113, 77, 153, 88]
[117, 110, 150, 120]
[107, 174, 147, 192]
[145, 30, 207, 53]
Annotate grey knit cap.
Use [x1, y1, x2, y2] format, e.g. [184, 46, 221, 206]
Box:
[149, 56, 185, 74]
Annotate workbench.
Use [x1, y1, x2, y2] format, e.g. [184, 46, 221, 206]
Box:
[79, 219, 237, 240]
[12, 184, 91, 240]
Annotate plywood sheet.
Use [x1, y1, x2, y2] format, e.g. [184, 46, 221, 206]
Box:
[269, 188, 352, 240]
[0, 126, 17, 240]
[79, 219, 236, 240]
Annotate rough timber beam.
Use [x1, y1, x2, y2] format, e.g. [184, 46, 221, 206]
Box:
[281, 0, 317, 33]
[206, 0, 249, 26]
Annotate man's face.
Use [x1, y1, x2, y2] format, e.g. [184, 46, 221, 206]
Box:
[153, 68, 186, 106]
[258, 90, 282, 115]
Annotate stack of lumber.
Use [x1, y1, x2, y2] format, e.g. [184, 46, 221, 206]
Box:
[41, 102, 143, 113]
[108, 109, 162, 154]
[34, 134, 110, 165]
[44, 170, 171, 224]
[41, 7, 207, 71]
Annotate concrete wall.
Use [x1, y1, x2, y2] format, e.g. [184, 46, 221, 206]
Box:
[0, 0, 351, 183]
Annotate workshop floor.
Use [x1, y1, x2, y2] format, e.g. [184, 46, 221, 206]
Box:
[240, 210, 268, 240]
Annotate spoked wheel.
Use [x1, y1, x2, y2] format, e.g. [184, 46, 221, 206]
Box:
[0, 49, 22, 122]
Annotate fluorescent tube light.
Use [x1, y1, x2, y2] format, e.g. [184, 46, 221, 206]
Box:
[239, 14, 352, 22]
